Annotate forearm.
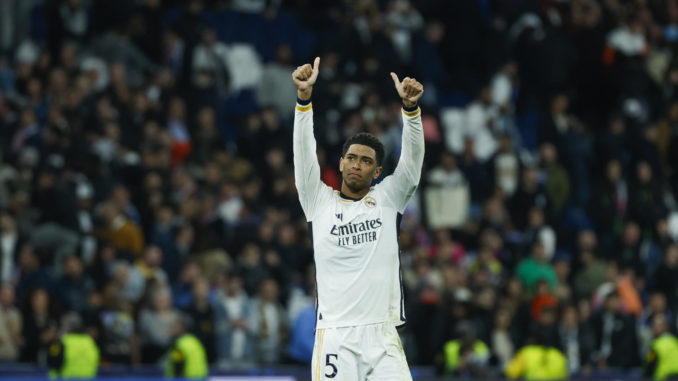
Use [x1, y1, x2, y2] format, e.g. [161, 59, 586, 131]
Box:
[293, 98, 322, 217]
[298, 88, 312, 101]
[397, 103, 425, 183]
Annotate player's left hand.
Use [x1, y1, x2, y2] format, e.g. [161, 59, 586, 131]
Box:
[390, 73, 423, 109]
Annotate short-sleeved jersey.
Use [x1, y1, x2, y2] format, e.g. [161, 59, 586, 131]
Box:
[293, 100, 424, 329]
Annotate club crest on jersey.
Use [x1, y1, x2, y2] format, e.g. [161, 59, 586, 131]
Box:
[364, 196, 377, 208]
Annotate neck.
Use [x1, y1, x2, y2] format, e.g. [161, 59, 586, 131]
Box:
[340, 182, 370, 199]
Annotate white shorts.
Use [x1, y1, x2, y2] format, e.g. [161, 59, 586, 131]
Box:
[311, 322, 412, 381]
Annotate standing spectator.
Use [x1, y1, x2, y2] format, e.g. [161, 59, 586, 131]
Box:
[539, 143, 570, 218]
[286, 290, 316, 365]
[516, 242, 558, 294]
[183, 278, 216, 363]
[654, 244, 678, 309]
[96, 202, 145, 259]
[490, 308, 515, 368]
[256, 45, 297, 119]
[214, 272, 252, 366]
[573, 230, 607, 300]
[30, 166, 80, 274]
[629, 161, 664, 233]
[591, 291, 640, 369]
[509, 166, 549, 231]
[138, 287, 179, 363]
[424, 151, 469, 229]
[20, 288, 58, 363]
[0, 283, 22, 361]
[111, 261, 146, 304]
[99, 283, 138, 365]
[492, 134, 521, 199]
[248, 278, 286, 365]
[56, 255, 94, 313]
[0, 211, 23, 283]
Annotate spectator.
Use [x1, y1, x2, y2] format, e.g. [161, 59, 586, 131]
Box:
[99, 283, 138, 365]
[516, 242, 558, 294]
[654, 244, 678, 309]
[111, 261, 146, 304]
[96, 202, 145, 259]
[135, 245, 168, 286]
[492, 134, 521, 199]
[214, 272, 252, 366]
[539, 142, 570, 217]
[286, 290, 315, 365]
[559, 304, 592, 374]
[138, 287, 179, 364]
[20, 288, 58, 363]
[0, 211, 23, 283]
[248, 278, 286, 365]
[256, 45, 297, 119]
[0, 283, 21, 361]
[183, 278, 216, 363]
[490, 308, 514, 368]
[56, 255, 94, 313]
[424, 151, 470, 229]
[591, 291, 640, 369]
[573, 230, 607, 300]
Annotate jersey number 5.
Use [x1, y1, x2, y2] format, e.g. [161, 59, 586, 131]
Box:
[325, 354, 338, 378]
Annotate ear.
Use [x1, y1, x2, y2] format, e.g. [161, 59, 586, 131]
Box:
[339, 157, 344, 173]
[373, 166, 383, 179]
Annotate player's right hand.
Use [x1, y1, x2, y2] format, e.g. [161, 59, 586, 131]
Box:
[292, 57, 320, 91]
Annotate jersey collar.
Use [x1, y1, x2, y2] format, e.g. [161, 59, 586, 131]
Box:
[339, 189, 374, 202]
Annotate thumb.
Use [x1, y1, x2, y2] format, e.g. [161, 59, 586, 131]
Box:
[390, 72, 401, 88]
[312, 56, 320, 73]
[309, 56, 320, 82]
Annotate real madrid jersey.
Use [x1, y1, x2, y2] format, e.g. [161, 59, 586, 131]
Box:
[293, 98, 424, 329]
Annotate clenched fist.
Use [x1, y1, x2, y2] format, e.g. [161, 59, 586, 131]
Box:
[292, 57, 320, 101]
[390, 73, 424, 109]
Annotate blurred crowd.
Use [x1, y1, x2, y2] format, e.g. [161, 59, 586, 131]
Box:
[1, 0, 678, 377]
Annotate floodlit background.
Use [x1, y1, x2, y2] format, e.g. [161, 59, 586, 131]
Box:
[1, 0, 678, 379]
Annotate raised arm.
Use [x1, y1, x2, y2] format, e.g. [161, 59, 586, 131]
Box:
[381, 74, 425, 212]
[292, 58, 331, 220]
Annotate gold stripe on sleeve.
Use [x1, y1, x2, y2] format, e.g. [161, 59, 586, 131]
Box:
[402, 107, 420, 117]
[296, 103, 313, 112]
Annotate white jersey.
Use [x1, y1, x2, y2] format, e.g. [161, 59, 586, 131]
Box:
[293, 100, 424, 329]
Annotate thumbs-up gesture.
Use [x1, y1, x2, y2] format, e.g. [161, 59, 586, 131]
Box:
[390, 73, 423, 109]
[292, 57, 320, 101]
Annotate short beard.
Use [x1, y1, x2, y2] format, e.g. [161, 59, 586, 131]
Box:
[342, 176, 370, 194]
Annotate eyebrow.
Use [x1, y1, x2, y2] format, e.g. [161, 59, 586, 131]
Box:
[345, 153, 375, 161]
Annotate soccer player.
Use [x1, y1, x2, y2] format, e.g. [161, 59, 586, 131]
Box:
[292, 57, 424, 381]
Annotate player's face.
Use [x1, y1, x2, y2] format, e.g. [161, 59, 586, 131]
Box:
[339, 144, 382, 193]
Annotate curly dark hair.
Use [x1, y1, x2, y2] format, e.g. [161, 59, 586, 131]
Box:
[341, 133, 385, 165]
